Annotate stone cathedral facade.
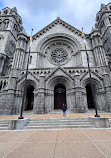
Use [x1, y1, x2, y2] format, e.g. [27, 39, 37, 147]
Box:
[0, 3, 111, 115]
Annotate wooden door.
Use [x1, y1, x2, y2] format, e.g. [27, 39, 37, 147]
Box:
[54, 84, 66, 109]
[86, 84, 95, 109]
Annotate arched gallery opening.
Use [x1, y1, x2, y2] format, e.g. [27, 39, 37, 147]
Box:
[54, 84, 66, 109]
[86, 83, 95, 109]
[25, 85, 34, 110]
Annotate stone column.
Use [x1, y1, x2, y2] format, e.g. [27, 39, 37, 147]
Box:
[74, 72, 86, 113]
[33, 89, 38, 114]
[102, 72, 111, 112]
[91, 28, 108, 67]
[36, 52, 39, 67]
[37, 74, 45, 114]
[8, 70, 17, 114]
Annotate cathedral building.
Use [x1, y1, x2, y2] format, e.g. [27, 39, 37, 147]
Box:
[0, 3, 111, 115]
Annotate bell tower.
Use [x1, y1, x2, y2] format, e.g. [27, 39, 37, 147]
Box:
[0, 7, 24, 114]
[0, 7, 23, 76]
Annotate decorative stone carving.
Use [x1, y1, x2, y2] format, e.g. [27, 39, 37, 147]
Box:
[51, 48, 68, 64]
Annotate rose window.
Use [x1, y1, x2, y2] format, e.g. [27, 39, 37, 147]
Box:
[51, 48, 68, 63]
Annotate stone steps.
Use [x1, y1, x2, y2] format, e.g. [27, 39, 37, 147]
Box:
[24, 118, 95, 130]
[0, 122, 9, 124]
[28, 118, 91, 122]
[0, 120, 9, 130]
[27, 122, 92, 125]
[108, 118, 111, 127]
[25, 125, 94, 129]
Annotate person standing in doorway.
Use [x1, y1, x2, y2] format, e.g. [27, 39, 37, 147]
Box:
[62, 103, 67, 119]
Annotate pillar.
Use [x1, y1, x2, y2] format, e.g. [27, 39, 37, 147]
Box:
[37, 74, 45, 113]
[74, 72, 86, 112]
[102, 72, 111, 112]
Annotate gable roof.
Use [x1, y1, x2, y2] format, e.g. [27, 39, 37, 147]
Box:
[80, 69, 103, 81]
[33, 17, 88, 40]
[45, 66, 74, 81]
[17, 71, 39, 83]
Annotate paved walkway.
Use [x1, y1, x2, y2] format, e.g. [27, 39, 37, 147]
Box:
[0, 112, 111, 120]
[0, 113, 111, 158]
[0, 129, 111, 158]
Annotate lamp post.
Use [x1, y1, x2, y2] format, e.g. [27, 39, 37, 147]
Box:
[18, 29, 33, 119]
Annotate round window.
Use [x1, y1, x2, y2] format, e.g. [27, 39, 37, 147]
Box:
[51, 48, 68, 64]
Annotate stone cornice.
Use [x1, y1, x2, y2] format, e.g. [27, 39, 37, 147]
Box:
[93, 44, 104, 49]
[16, 47, 26, 52]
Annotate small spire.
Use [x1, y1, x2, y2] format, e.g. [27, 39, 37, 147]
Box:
[11, 7, 17, 13]
[101, 3, 105, 8]
[100, 3, 106, 10]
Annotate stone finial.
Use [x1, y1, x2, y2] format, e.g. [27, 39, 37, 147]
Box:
[11, 7, 17, 13]
[100, 3, 107, 11]
[56, 16, 60, 19]
[101, 3, 105, 8]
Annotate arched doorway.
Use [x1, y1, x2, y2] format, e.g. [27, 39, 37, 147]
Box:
[54, 84, 66, 109]
[26, 85, 34, 110]
[86, 84, 95, 109]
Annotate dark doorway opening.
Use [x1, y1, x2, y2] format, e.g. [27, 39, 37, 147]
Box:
[86, 84, 95, 109]
[54, 84, 66, 109]
[26, 85, 34, 110]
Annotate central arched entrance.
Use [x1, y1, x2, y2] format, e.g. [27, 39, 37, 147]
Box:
[86, 84, 95, 109]
[54, 84, 66, 109]
[25, 85, 34, 110]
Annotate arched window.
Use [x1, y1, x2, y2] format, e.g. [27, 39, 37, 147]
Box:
[3, 19, 9, 29]
[3, 80, 6, 89]
[0, 20, 2, 29]
[108, 62, 111, 71]
[30, 56, 32, 64]
[4, 10, 8, 15]
[0, 81, 2, 90]
[109, 18, 111, 24]
[13, 24, 18, 31]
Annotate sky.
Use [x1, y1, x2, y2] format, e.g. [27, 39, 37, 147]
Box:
[0, 0, 110, 36]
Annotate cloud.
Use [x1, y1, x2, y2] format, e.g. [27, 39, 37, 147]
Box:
[0, 0, 110, 35]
